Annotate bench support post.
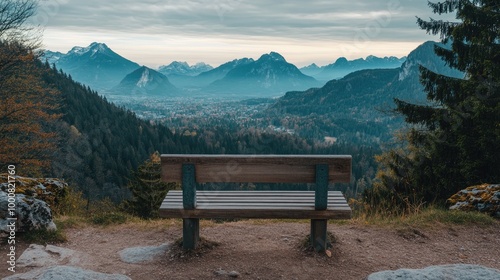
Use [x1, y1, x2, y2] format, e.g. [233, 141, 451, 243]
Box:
[311, 164, 329, 251]
[311, 219, 328, 252]
[182, 163, 199, 250]
[183, 218, 199, 250]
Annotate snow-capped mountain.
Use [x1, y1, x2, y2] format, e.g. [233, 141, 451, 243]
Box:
[42, 50, 64, 65]
[42, 42, 140, 91]
[206, 52, 320, 96]
[301, 56, 406, 81]
[111, 66, 179, 96]
[158, 61, 213, 76]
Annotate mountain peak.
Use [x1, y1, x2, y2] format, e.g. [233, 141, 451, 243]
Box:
[68, 42, 111, 56]
[258, 52, 286, 62]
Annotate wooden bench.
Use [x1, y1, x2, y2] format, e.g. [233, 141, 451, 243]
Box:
[159, 154, 352, 252]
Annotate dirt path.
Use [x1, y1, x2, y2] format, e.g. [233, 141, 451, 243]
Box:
[2, 220, 500, 279]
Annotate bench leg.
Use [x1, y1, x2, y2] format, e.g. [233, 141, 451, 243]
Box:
[182, 218, 199, 250]
[310, 219, 328, 252]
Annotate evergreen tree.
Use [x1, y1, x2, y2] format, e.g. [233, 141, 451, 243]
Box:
[372, 1, 499, 207]
[123, 152, 178, 218]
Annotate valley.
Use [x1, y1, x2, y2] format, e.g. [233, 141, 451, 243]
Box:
[38, 39, 463, 200]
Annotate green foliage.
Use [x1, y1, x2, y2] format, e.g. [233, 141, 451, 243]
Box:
[371, 0, 500, 212]
[20, 228, 67, 244]
[123, 152, 178, 218]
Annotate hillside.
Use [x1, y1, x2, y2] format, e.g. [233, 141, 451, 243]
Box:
[42, 63, 191, 201]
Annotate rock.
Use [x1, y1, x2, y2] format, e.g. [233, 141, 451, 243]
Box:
[228, 271, 240, 278]
[447, 184, 500, 217]
[367, 264, 500, 280]
[118, 243, 170, 264]
[214, 269, 228, 276]
[17, 244, 85, 268]
[3, 265, 131, 280]
[0, 191, 56, 233]
[0, 175, 67, 206]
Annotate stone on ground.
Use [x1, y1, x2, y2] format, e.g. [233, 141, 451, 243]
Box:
[118, 243, 170, 264]
[367, 264, 500, 280]
[447, 184, 500, 217]
[16, 244, 85, 268]
[3, 265, 131, 280]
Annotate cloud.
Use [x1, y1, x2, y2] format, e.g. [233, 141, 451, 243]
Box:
[37, 0, 454, 67]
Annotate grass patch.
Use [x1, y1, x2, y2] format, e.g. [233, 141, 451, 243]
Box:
[352, 205, 498, 228]
[404, 207, 497, 227]
[54, 215, 88, 230]
[20, 228, 67, 244]
[91, 211, 128, 226]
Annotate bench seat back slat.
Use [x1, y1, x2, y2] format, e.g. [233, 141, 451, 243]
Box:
[161, 154, 351, 183]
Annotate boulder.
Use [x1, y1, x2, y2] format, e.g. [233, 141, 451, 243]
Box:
[0, 175, 67, 234]
[0, 191, 56, 233]
[447, 184, 500, 217]
[17, 244, 87, 268]
[3, 265, 131, 280]
[0, 175, 67, 207]
[367, 264, 500, 280]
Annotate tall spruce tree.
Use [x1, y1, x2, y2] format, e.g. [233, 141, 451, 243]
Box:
[372, 1, 500, 208]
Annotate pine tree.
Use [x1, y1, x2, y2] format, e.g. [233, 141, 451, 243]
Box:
[373, 1, 500, 207]
[123, 152, 178, 218]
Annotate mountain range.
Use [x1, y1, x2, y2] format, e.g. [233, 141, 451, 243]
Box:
[158, 61, 213, 76]
[43, 43, 410, 97]
[300, 56, 406, 81]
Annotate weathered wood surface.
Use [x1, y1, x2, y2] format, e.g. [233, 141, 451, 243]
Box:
[159, 191, 352, 219]
[161, 154, 351, 183]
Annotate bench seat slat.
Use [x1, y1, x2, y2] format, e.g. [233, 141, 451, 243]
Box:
[160, 190, 351, 219]
[159, 209, 352, 219]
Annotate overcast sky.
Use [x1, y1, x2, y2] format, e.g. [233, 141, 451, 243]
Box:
[35, 0, 455, 68]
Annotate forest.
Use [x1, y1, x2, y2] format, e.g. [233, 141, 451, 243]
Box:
[1, 0, 498, 216]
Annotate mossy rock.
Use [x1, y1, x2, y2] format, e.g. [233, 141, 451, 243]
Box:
[447, 184, 500, 218]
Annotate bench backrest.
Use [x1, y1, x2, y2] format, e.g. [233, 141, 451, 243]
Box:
[161, 154, 352, 184]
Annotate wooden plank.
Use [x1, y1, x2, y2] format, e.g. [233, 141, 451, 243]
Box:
[159, 208, 352, 219]
[161, 204, 350, 209]
[161, 154, 351, 183]
[165, 190, 346, 196]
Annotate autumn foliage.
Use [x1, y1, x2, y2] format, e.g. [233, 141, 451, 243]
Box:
[0, 0, 60, 174]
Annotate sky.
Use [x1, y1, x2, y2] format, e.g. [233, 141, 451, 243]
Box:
[34, 0, 454, 68]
